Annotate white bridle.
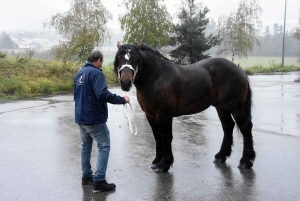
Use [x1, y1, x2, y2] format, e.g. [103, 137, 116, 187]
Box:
[118, 64, 138, 82]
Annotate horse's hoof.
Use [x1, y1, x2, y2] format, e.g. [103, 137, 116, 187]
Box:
[153, 163, 170, 173]
[213, 158, 226, 163]
[151, 163, 158, 169]
[154, 166, 169, 173]
[238, 162, 253, 169]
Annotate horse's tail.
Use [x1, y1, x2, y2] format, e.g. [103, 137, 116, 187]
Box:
[245, 82, 252, 120]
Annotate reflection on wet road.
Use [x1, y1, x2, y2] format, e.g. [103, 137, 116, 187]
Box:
[0, 73, 299, 201]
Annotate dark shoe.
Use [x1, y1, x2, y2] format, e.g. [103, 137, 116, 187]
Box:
[82, 176, 93, 185]
[93, 180, 116, 191]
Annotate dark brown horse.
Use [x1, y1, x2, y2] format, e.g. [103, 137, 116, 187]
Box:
[114, 42, 255, 173]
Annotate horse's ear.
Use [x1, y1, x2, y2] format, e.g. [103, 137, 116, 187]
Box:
[137, 42, 144, 49]
[117, 41, 122, 49]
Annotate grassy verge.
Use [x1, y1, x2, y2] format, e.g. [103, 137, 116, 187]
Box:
[0, 55, 118, 100]
[244, 64, 300, 75]
[233, 56, 299, 68]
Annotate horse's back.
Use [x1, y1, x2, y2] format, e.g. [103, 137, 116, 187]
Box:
[192, 58, 246, 77]
[197, 58, 249, 105]
[180, 57, 249, 107]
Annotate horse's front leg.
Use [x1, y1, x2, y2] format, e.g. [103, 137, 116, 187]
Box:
[154, 113, 174, 173]
[146, 115, 163, 169]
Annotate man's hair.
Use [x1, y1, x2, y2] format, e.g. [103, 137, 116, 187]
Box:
[87, 51, 103, 62]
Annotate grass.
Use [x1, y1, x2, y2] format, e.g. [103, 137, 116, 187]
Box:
[244, 64, 300, 75]
[0, 56, 77, 100]
[0, 53, 299, 100]
[231, 56, 299, 68]
[0, 55, 118, 100]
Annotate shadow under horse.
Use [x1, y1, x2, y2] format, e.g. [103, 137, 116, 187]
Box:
[114, 42, 255, 173]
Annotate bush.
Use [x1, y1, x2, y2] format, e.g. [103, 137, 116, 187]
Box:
[0, 78, 31, 97]
[0, 51, 6, 58]
[37, 78, 55, 93]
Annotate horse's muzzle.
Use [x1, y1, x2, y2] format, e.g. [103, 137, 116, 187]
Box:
[120, 79, 132, 91]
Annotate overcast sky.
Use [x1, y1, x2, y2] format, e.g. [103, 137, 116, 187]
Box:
[0, 0, 299, 34]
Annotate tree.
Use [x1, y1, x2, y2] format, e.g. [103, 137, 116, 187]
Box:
[119, 0, 173, 49]
[44, 0, 112, 64]
[263, 26, 271, 44]
[291, 14, 300, 63]
[273, 23, 283, 36]
[0, 32, 19, 49]
[217, 0, 262, 62]
[169, 0, 220, 65]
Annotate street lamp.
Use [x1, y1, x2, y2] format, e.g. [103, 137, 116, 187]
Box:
[282, 0, 287, 67]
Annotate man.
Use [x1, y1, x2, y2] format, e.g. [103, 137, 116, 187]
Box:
[74, 50, 129, 191]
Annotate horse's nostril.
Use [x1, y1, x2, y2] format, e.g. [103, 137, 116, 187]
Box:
[121, 79, 131, 86]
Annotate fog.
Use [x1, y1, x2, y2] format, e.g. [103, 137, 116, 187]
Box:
[0, 0, 299, 33]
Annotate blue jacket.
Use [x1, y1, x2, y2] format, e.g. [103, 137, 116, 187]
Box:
[74, 62, 125, 124]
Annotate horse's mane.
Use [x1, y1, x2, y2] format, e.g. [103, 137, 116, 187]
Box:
[116, 43, 170, 61]
[139, 44, 170, 62]
[114, 43, 170, 76]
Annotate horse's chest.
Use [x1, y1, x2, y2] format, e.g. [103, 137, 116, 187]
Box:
[137, 92, 156, 117]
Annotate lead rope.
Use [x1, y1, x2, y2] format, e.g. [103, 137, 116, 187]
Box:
[123, 92, 138, 135]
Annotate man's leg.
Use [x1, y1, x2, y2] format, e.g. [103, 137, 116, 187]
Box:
[79, 124, 93, 179]
[90, 123, 110, 182]
[90, 123, 115, 191]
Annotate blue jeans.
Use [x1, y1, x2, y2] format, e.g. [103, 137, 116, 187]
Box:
[78, 123, 110, 182]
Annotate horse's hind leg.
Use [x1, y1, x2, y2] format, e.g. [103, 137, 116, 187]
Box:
[214, 105, 235, 163]
[146, 115, 163, 169]
[231, 109, 255, 169]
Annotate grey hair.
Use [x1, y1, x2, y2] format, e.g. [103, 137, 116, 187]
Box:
[87, 51, 103, 62]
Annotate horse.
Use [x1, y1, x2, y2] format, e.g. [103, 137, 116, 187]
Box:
[114, 42, 255, 173]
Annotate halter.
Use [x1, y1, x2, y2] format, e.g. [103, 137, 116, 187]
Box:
[118, 64, 138, 81]
[117, 49, 138, 82]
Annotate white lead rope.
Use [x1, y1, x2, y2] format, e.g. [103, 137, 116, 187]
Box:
[123, 92, 138, 135]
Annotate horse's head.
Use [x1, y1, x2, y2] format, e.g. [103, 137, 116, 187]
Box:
[113, 42, 142, 91]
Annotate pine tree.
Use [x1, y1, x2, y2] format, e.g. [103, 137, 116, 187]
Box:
[169, 0, 220, 65]
[0, 32, 19, 49]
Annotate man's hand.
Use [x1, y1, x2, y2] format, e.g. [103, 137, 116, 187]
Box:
[124, 95, 130, 103]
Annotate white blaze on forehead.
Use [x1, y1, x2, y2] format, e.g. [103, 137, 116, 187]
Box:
[125, 53, 130, 60]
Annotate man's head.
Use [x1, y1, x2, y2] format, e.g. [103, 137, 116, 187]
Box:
[87, 50, 104, 68]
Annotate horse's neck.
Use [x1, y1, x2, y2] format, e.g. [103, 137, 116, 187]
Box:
[134, 53, 162, 89]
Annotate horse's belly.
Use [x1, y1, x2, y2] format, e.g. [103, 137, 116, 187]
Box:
[174, 100, 212, 116]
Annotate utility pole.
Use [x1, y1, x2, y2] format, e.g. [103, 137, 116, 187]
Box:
[282, 0, 287, 67]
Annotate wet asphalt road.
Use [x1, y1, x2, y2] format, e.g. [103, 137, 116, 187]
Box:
[0, 73, 300, 201]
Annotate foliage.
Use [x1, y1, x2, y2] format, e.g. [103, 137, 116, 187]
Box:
[253, 26, 300, 58]
[119, 0, 173, 49]
[0, 51, 7, 58]
[0, 55, 118, 100]
[291, 28, 300, 41]
[0, 56, 78, 99]
[44, 0, 112, 64]
[0, 32, 19, 49]
[217, 0, 262, 62]
[14, 49, 36, 63]
[290, 15, 300, 63]
[169, 0, 220, 64]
